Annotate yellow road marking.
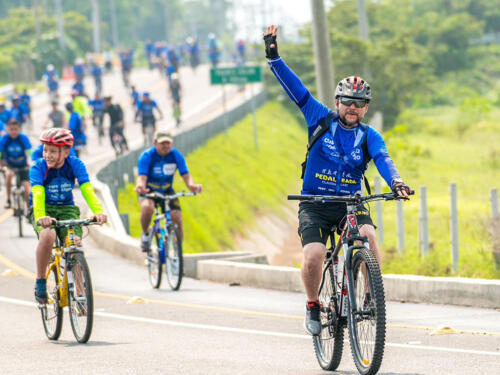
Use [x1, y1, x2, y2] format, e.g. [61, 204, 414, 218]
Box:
[0, 209, 13, 224]
[1, 253, 500, 336]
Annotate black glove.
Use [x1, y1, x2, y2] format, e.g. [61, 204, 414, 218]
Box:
[263, 33, 279, 59]
[392, 183, 412, 198]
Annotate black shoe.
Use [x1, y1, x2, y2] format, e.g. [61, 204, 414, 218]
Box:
[141, 233, 151, 252]
[4, 199, 11, 209]
[304, 300, 321, 335]
[34, 279, 48, 304]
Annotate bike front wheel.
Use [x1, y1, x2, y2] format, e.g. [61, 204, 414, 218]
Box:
[313, 263, 345, 370]
[347, 248, 386, 375]
[15, 192, 23, 237]
[165, 225, 183, 291]
[41, 266, 63, 340]
[68, 253, 94, 343]
[148, 232, 163, 288]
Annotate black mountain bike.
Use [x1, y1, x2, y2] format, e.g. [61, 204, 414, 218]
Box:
[288, 191, 413, 375]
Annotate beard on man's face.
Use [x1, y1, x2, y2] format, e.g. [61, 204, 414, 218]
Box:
[339, 112, 361, 127]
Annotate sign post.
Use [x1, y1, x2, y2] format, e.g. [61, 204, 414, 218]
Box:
[210, 66, 262, 150]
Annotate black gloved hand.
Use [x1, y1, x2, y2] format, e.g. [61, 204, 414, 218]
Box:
[263, 33, 279, 59]
[392, 182, 412, 199]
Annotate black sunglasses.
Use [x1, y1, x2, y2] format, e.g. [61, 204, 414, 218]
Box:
[340, 97, 368, 108]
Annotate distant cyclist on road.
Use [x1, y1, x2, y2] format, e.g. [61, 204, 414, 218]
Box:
[169, 73, 182, 127]
[10, 97, 29, 126]
[31, 128, 107, 304]
[0, 119, 32, 210]
[186, 37, 200, 72]
[207, 33, 220, 68]
[103, 96, 129, 152]
[90, 60, 103, 95]
[43, 64, 59, 100]
[130, 85, 140, 109]
[44, 101, 65, 129]
[119, 48, 135, 87]
[89, 92, 105, 140]
[135, 130, 202, 252]
[263, 25, 412, 336]
[135, 92, 163, 140]
[65, 102, 86, 158]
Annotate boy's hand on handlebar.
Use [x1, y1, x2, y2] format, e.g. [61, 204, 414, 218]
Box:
[135, 185, 150, 194]
[92, 213, 107, 225]
[38, 216, 56, 228]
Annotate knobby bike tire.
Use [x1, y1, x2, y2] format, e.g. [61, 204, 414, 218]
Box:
[16, 193, 23, 237]
[68, 253, 94, 343]
[347, 248, 386, 375]
[313, 263, 345, 371]
[41, 266, 63, 340]
[148, 230, 163, 289]
[166, 225, 183, 291]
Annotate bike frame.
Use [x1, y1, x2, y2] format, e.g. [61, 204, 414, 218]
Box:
[45, 227, 81, 308]
[147, 201, 173, 266]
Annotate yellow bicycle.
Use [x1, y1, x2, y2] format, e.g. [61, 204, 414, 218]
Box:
[39, 218, 98, 343]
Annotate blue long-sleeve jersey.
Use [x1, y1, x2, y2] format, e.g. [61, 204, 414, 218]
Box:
[268, 57, 400, 196]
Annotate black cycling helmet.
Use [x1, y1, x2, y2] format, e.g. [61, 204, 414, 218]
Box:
[335, 76, 371, 100]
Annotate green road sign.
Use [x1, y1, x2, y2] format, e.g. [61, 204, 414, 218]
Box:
[210, 66, 262, 85]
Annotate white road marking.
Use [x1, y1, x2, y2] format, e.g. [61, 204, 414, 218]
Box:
[1, 295, 500, 357]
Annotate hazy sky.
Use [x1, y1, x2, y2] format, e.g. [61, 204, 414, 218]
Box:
[232, 0, 314, 42]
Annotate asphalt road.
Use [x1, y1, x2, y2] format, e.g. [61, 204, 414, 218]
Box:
[0, 67, 499, 374]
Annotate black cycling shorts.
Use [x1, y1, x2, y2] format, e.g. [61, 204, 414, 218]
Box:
[140, 188, 181, 212]
[8, 165, 29, 182]
[298, 201, 374, 247]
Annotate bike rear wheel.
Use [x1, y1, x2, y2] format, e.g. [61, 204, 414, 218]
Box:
[165, 225, 183, 291]
[41, 266, 63, 340]
[68, 253, 94, 343]
[313, 262, 345, 370]
[347, 248, 386, 375]
[148, 231, 163, 288]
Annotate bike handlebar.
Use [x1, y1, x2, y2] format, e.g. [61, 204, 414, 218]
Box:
[287, 190, 415, 204]
[44, 218, 99, 228]
[140, 191, 197, 201]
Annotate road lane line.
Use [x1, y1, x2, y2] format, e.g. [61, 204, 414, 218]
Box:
[1, 255, 500, 336]
[0, 209, 13, 224]
[1, 295, 500, 357]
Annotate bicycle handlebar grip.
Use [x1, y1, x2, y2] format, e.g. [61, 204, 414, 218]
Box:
[287, 195, 307, 200]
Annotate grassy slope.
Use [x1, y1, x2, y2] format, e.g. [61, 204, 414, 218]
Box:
[366, 105, 500, 278]
[119, 101, 306, 253]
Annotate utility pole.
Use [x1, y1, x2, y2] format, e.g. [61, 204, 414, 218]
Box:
[91, 0, 101, 53]
[54, 0, 65, 64]
[310, 0, 335, 105]
[110, 0, 119, 48]
[33, 0, 41, 42]
[163, 1, 169, 42]
[357, 0, 370, 41]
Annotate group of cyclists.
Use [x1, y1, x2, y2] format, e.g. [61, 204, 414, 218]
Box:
[1, 27, 414, 366]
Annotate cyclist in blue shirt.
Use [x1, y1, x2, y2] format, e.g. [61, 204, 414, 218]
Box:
[135, 131, 202, 251]
[89, 92, 105, 136]
[264, 25, 411, 335]
[43, 64, 59, 100]
[72, 81, 85, 97]
[130, 85, 140, 109]
[90, 61, 103, 94]
[135, 92, 163, 139]
[0, 119, 32, 209]
[65, 102, 86, 158]
[10, 97, 28, 125]
[73, 58, 85, 82]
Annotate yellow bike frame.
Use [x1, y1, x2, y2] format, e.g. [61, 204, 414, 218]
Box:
[44, 227, 78, 308]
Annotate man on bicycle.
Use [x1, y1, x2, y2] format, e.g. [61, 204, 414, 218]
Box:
[103, 96, 129, 151]
[135, 131, 202, 252]
[89, 92, 105, 138]
[65, 102, 86, 158]
[31, 128, 107, 304]
[0, 119, 31, 210]
[263, 25, 411, 335]
[135, 92, 163, 139]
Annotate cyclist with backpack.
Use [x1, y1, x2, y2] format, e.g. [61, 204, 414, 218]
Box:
[263, 25, 411, 335]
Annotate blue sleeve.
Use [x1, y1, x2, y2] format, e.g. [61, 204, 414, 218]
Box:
[367, 128, 400, 188]
[137, 150, 150, 176]
[70, 157, 90, 185]
[0, 135, 6, 151]
[69, 147, 76, 157]
[173, 149, 189, 176]
[32, 145, 43, 160]
[268, 57, 329, 128]
[30, 160, 45, 186]
[21, 134, 32, 149]
[153, 101, 158, 108]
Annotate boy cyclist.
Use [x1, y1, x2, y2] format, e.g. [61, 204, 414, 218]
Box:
[30, 128, 107, 304]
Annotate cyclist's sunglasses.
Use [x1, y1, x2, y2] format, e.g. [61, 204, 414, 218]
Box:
[340, 97, 368, 108]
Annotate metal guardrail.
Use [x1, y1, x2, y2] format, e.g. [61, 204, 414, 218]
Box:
[96, 90, 268, 230]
